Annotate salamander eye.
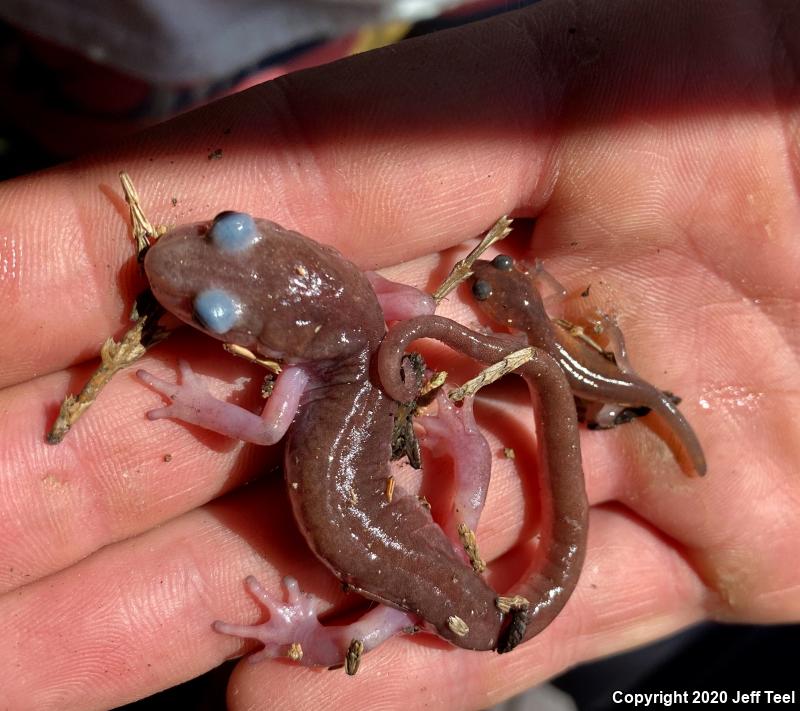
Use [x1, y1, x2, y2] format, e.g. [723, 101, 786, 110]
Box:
[193, 288, 241, 334]
[491, 254, 514, 271]
[472, 279, 493, 301]
[208, 211, 260, 252]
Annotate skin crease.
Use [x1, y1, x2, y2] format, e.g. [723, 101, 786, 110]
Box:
[0, 0, 799, 709]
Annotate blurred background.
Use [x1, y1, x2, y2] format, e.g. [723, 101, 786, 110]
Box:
[1, 1, 795, 708]
[0, 0, 537, 177]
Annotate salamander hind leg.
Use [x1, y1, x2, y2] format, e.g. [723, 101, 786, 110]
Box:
[416, 388, 492, 568]
[214, 576, 416, 671]
[579, 398, 652, 429]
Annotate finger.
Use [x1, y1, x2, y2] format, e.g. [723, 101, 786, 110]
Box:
[0, 479, 321, 711]
[1, 482, 705, 711]
[0, 328, 278, 593]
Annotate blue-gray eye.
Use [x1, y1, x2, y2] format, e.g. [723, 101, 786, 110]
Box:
[472, 279, 493, 301]
[208, 211, 259, 252]
[491, 254, 514, 271]
[193, 288, 240, 333]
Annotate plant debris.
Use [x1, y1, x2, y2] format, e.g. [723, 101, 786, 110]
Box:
[47, 172, 168, 444]
[432, 216, 513, 303]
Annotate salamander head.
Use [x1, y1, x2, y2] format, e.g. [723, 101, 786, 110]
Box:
[144, 212, 384, 363]
[469, 255, 547, 329]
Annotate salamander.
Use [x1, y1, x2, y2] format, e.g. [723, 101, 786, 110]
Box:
[139, 211, 586, 666]
[468, 255, 707, 476]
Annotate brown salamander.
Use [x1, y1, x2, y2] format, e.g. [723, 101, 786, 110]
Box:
[140, 212, 584, 665]
[470, 255, 707, 476]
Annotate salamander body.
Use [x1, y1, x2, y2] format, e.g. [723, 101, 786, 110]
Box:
[144, 211, 506, 650]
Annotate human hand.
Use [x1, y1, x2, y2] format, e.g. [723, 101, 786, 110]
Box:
[2, 0, 798, 708]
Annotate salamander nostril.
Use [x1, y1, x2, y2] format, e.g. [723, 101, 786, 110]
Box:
[491, 254, 514, 271]
[472, 279, 493, 301]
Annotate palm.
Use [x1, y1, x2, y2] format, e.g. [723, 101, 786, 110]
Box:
[1, 1, 798, 709]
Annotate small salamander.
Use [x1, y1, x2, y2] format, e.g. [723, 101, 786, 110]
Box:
[469, 255, 707, 476]
[141, 212, 584, 666]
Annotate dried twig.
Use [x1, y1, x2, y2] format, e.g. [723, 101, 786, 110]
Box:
[495, 594, 530, 614]
[119, 171, 160, 255]
[553, 318, 606, 354]
[432, 216, 513, 303]
[418, 369, 447, 397]
[345, 639, 364, 675]
[457, 522, 486, 573]
[47, 173, 167, 443]
[447, 347, 535, 402]
[287, 643, 303, 662]
[222, 343, 282, 373]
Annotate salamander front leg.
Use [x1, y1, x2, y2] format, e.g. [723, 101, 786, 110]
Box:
[137, 360, 309, 444]
[365, 271, 436, 321]
[214, 576, 416, 672]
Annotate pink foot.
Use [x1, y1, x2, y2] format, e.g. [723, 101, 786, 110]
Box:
[137, 360, 212, 423]
[214, 576, 416, 669]
[137, 361, 307, 444]
[417, 389, 492, 537]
